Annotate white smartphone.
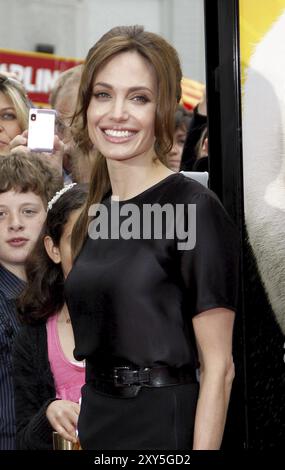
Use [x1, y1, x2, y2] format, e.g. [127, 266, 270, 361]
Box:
[27, 108, 56, 152]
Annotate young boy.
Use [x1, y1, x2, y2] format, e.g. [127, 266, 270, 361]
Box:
[0, 152, 62, 449]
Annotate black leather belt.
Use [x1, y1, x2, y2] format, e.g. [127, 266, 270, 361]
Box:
[86, 363, 198, 398]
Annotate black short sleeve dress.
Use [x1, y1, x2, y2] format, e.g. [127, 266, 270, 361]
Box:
[65, 173, 239, 450]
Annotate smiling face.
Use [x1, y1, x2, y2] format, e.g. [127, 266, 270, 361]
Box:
[0, 190, 46, 278]
[0, 91, 22, 153]
[87, 51, 158, 163]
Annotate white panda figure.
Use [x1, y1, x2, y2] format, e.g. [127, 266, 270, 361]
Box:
[243, 9, 285, 335]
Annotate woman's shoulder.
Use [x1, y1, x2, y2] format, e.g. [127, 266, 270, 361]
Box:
[163, 172, 217, 204]
[167, 174, 238, 234]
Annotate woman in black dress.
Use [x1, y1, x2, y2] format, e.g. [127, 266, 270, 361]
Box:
[65, 25, 239, 450]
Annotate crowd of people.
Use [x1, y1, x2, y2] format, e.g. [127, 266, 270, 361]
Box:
[0, 25, 238, 450]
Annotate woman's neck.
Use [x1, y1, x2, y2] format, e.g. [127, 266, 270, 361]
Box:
[107, 153, 174, 201]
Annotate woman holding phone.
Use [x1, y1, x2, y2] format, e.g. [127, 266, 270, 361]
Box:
[0, 74, 30, 154]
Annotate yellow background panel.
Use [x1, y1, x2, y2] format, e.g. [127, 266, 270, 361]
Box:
[239, 0, 285, 86]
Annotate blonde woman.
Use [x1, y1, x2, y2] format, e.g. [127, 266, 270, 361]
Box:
[0, 74, 30, 154]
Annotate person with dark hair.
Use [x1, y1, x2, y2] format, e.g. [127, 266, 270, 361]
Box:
[13, 184, 87, 450]
[167, 104, 192, 172]
[192, 127, 208, 172]
[0, 152, 62, 449]
[66, 25, 239, 450]
[180, 90, 207, 171]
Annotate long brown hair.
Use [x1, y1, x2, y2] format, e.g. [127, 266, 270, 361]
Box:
[71, 25, 182, 258]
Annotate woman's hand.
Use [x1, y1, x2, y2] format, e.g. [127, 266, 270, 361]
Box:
[46, 400, 80, 443]
[10, 130, 64, 176]
[9, 129, 29, 153]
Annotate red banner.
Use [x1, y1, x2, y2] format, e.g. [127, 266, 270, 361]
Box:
[0, 48, 83, 107]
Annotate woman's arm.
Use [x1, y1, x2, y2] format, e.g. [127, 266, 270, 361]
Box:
[192, 307, 235, 450]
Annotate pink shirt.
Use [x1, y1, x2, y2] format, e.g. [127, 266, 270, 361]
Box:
[47, 314, 85, 402]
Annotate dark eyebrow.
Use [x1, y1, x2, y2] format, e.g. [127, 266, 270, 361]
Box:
[93, 82, 154, 94]
[0, 202, 40, 209]
[20, 202, 41, 207]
